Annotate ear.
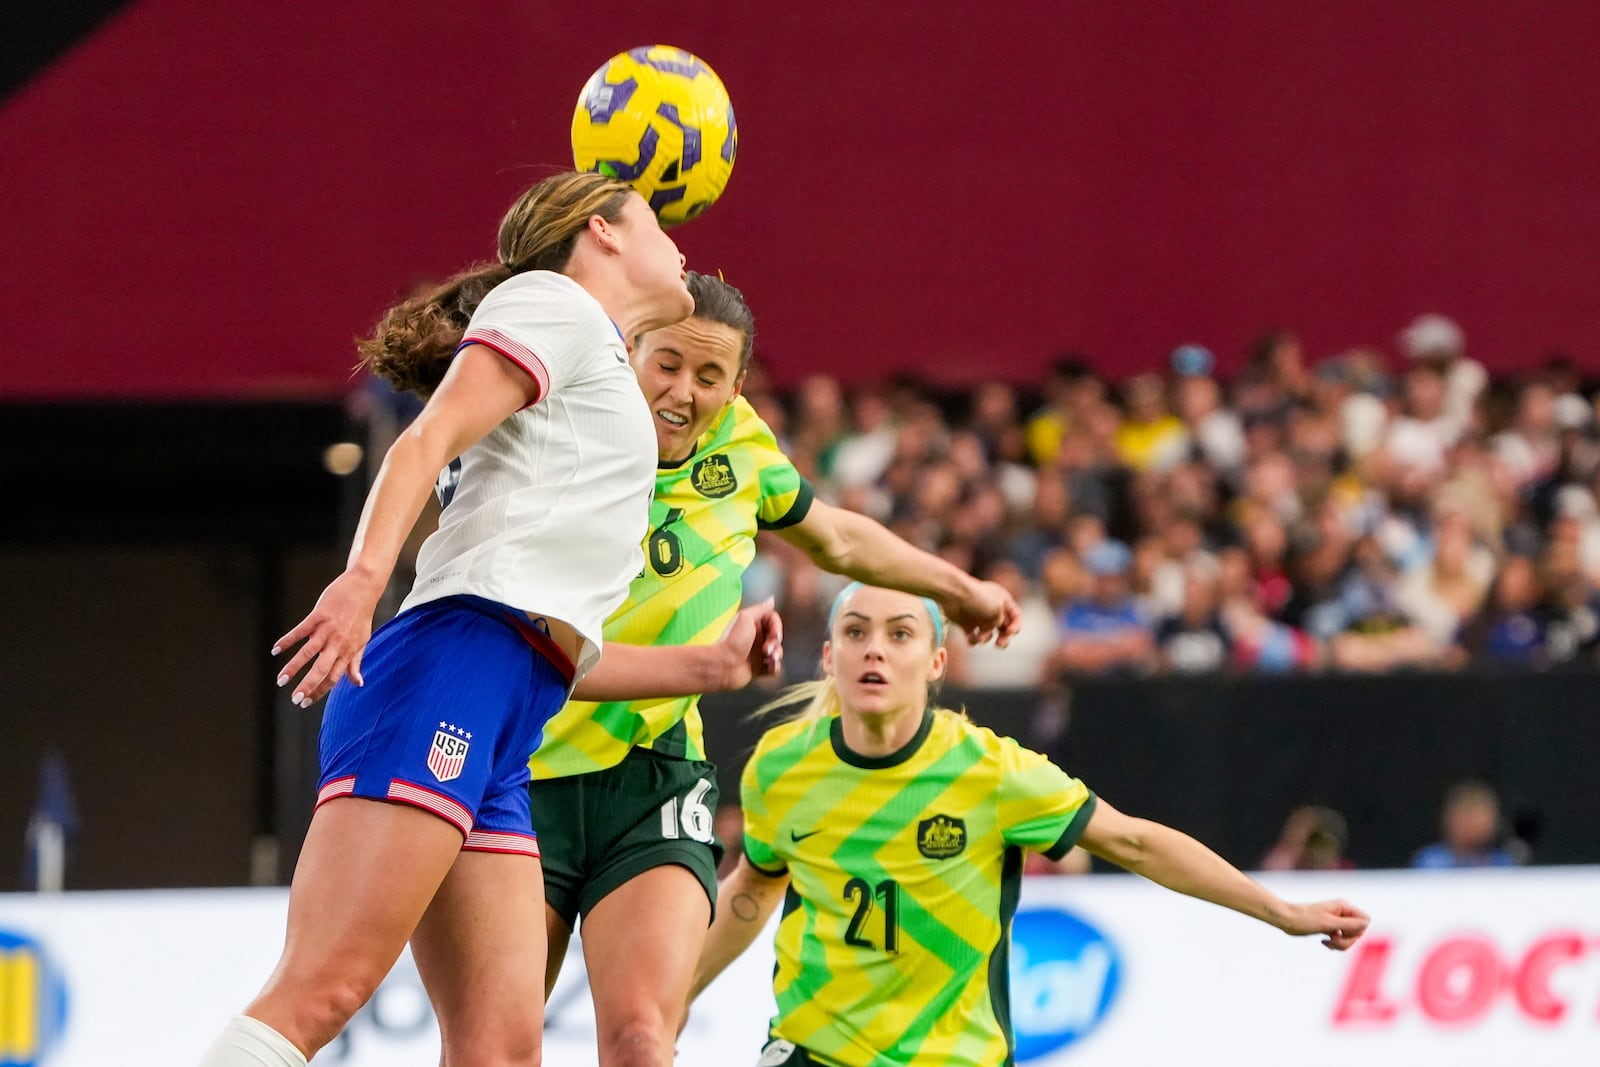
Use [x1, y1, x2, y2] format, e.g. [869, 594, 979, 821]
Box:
[589, 213, 622, 254]
[731, 369, 747, 399]
[926, 646, 948, 682]
[820, 640, 834, 678]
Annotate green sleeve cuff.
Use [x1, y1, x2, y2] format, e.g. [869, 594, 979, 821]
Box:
[1043, 792, 1098, 860]
[758, 478, 815, 531]
[744, 850, 789, 878]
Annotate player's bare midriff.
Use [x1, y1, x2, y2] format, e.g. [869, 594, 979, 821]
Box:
[524, 612, 585, 668]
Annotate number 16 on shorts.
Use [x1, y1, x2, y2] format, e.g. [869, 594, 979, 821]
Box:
[660, 778, 715, 843]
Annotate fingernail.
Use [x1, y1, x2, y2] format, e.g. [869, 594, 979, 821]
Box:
[292, 692, 304, 705]
[276, 675, 288, 687]
[271, 645, 281, 656]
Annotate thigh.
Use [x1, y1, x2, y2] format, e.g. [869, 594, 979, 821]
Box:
[246, 797, 463, 1049]
[544, 902, 573, 999]
[409, 849, 547, 1067]
[527, 772, 589, 930]
[581, 864, 712, 1032]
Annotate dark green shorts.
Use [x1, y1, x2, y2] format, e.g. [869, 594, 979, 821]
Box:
[530, 747, 724, 928]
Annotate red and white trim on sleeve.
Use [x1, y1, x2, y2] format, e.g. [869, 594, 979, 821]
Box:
[463, 829, 541, 857]
[460, 327, 551, 406]
[312, 776, 475, 838]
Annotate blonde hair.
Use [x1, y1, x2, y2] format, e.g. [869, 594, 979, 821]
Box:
[356, 170, 635, 396]
[753, 677, 843, 725]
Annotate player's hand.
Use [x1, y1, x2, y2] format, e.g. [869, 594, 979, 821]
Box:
[1278, 898, 1370, 951]
[712, 598, 784, 690]
[272, 570, 388, 708]
[751, 602, 784, 678]
[947, 579, 1023, 648]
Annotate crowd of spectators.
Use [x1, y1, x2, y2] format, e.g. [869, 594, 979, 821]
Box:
[738, 314, 1600, 689]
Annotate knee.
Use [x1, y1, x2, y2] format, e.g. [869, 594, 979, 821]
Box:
[598, 1013, 672, 1067]
[441, 1029, 541, 1067]
[257, 964, 386, 1053]
[438, 1005, 542, 1067]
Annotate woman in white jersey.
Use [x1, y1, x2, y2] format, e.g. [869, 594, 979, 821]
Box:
[197, 171, 700, 1067]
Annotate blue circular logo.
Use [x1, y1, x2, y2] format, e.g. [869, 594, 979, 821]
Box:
[1008, 907, 1120, 1061]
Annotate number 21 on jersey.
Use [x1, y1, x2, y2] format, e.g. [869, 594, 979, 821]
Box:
[843, 877, 900, 952]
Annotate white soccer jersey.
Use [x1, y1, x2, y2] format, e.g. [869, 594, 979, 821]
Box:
[400, 270, 656, 679]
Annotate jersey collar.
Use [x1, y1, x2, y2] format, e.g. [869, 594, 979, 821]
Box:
[831, 706, 935, 769]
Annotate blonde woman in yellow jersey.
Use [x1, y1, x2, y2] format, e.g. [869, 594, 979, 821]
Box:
[692, 583, 1371, 1067]
[529, 273, 1024, 1066]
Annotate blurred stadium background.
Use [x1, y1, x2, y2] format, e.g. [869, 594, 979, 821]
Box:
[2, 3, 1598, 1065]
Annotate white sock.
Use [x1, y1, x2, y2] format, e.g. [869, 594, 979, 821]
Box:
[197, 1015, 309, 1067]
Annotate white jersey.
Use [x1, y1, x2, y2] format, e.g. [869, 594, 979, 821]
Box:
[400, 271, 656, 679]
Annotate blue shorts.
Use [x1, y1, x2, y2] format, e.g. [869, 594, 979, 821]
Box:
[315, 594, 575, 857]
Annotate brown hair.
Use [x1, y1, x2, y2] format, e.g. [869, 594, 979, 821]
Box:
[684, 271, 756, 373]
[357, 171, 635, 396]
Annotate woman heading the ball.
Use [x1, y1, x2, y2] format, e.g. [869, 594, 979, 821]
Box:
[196, 171, 707, 1067]
[527, 272, 1024, 1066]
[690, 582, 1371, 1067]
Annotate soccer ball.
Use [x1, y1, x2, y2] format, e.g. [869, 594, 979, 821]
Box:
[571, 45, 738, 227]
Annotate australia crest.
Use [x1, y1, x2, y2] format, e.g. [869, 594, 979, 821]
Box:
[917, 814, 967, 859]
[691, 454, 737, 498]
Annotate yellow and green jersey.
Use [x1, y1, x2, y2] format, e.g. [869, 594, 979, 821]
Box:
[529, 397, 812, 779]
[740, 708, 1096, 1067]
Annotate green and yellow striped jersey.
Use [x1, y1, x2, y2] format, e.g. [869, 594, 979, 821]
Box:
[529, 397, 812, 779]
[740, 708, 1096, 1067]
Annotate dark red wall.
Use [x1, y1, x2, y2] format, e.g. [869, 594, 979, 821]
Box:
[3, 1, 1596, 399]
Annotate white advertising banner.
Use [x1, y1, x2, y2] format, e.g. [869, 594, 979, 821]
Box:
[2, 868, 1597, 1066]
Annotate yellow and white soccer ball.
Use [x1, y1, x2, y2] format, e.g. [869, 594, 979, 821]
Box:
[571, 45, 737, 226]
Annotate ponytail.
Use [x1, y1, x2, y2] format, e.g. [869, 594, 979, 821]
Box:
[355, 261, 514, 397]
[353, 167, 635, 398]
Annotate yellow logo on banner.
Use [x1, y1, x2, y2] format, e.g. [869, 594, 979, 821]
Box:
[0, 931, 67, 1067]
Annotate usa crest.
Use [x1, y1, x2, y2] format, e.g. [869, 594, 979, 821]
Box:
[427, 724, 471, 783]
[691, 454, 737, 498]
[917, 814, 967, 859]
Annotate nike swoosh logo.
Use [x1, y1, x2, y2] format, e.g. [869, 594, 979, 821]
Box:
[790, 829, 823, 842]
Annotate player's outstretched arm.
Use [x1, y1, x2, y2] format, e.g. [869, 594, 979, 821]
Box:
[573, 600, 783, 701]
[688, 856, 790, 1006]
[778, 501, 1022, 646]
[1078, 797, 1369, 951]
[274, 345, 533, 707]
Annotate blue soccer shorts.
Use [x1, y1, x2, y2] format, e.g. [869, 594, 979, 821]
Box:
[315, 594, 575, 856]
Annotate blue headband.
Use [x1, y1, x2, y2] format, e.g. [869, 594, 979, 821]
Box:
[826, 582, 944, 646]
